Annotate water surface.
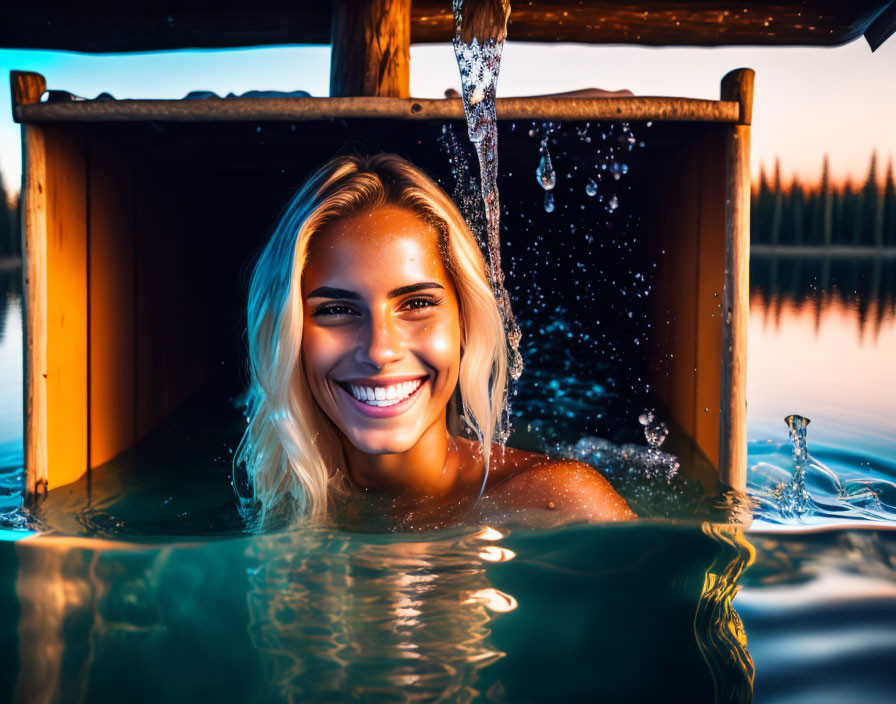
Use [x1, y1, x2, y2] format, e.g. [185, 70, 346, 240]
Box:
[1, 246, 895, 702]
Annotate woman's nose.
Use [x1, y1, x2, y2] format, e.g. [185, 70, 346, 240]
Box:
[357, 309, 404, 369]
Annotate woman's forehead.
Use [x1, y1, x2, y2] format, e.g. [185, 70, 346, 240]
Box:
[304, 206, 450, 288]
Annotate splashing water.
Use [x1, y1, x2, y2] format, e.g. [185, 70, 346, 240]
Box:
[565, 411, 697, 519]
[749, 414, 896, 526]
[776, 415, 812, 516]
[639, 409, 669, 450]
[452, 0, 523, 388]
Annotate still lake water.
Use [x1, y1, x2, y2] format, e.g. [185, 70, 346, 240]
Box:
[0, 254, 894, 702]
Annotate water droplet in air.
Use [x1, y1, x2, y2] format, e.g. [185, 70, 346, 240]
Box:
[536, 149, 556, 191]
[608, 195, 619, 211]
[585, 178, 598, 197]
[544, 191, 555, 213]
[645, 421, 668, 448]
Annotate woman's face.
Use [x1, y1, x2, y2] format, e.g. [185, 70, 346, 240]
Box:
[301, 205, 462, 455]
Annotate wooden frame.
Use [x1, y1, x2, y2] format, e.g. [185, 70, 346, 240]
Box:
[12, 67, 753, 498]
[1, 1, 891, 52]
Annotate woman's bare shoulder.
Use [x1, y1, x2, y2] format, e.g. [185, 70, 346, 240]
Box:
[480, 448, 637, 524]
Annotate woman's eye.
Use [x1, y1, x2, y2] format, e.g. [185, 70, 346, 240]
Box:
[312, 304, 359, 318]
[402, 297, 438, 311]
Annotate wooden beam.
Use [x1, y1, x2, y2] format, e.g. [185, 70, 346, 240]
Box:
[0, 1, 890, 51]
[330, 0, 411, 98]
[865, 0, 896, 51]
[15, 95, 741, 124]
[718, 68, 753, 493]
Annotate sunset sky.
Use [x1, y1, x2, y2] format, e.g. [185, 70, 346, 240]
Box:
[1, 37, 895, 196]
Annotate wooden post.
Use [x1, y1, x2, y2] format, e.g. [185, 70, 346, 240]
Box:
[330, 0, 411, 98]
[12, 71, 49, 498]
[453, 0, 511, 44]
[10, 70, 45, 119]
[719, 68, 754, 493]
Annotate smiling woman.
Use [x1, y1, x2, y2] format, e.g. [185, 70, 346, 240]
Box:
[235, 153, 634, 530]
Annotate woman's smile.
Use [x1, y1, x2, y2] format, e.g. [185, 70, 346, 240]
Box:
[334, 374, 430, 418]
[301, 205, 462, 456]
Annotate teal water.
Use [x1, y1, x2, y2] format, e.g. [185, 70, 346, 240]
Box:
[1, 246, 895, 702]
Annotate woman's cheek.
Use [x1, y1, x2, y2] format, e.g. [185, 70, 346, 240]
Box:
[421, 316, 461, 380]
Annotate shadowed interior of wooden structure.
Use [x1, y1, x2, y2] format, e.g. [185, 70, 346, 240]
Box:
[13, 66, 751, 497]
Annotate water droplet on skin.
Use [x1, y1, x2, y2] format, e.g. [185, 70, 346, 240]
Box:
[536, 149, 557, 191]
[585, 178, 598, 197]
[544, 191, 555, 213]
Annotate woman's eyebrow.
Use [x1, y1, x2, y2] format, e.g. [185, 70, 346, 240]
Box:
[306, 286, 360, 300]
[388, 282, 444, 298]
[306, 283, 444, 300]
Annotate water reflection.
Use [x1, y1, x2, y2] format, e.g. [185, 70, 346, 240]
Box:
[4, 523, 756, 703]
[696, 523, 756, 704]
[0, 265, 23, 516]
[749, 310, 896, 461]
[750, 252, 896, 338]
[245, 528, 509, 702]
[736, 530, 896, 703]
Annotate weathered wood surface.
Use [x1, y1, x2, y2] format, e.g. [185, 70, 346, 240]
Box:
[721, 68, 755, 126]
[10, 71, 46, 113]
[15, 96, 740, 124]
[0, 1, 890, 50]
[330, 0, 411, 98]
[22, 123, 48, 498]
[719, 69, 754, 493]
[454, 0, 511, 44]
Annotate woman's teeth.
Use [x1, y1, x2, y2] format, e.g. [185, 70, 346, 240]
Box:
[347, 379, 424, 407]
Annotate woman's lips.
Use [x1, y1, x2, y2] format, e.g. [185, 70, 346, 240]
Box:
[336, 377, 429, 418]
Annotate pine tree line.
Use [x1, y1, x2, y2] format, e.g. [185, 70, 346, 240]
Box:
[752, 153, 896, 248]
[0, 170, 21, 259]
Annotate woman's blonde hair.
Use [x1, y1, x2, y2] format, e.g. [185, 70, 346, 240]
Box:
[234, 153, 508, 526]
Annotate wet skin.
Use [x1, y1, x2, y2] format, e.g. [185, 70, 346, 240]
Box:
[301, 205, 635, 529]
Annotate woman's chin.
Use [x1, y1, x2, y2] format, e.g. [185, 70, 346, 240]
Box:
[342, 429, 419, 456]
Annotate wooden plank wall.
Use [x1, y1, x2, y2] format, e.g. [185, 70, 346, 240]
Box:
[648, 126, 727, 471]
[693, 129, 726, 460]
[87, 134, 136, 468]
[34, 125, 224, 490]
[44, 126, 89, 487]
[133, 164, 217, 439]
